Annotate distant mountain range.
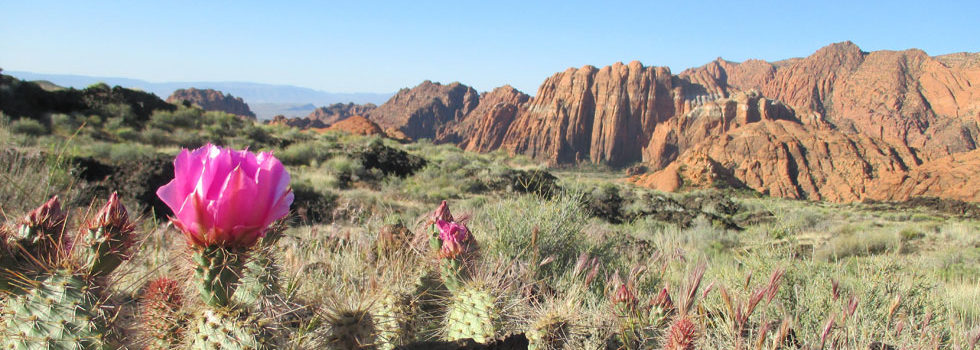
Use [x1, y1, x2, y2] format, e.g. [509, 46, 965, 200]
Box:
[4, 71, 392, 119]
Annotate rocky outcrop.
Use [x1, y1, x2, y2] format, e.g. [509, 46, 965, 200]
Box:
[288, 42, 980, 202]
[366, 80, 479, 140]
[325, 116, 385, 136]
[642, 90, 795, 169]
[307, 102, 376, 125]
[267, 115, 327, 129]
[867, 150, 980, 202]
[452, 85, 530, 152]
[498, 61, 677, 166]
[167, 88, 256, 119]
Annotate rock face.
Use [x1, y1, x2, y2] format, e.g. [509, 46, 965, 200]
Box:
[167, 88, 256, 119]
[453, 85, 530, 152]
[418, 42, 980, 202]
[366, 80, 479, 141]
[307, 102, 376, 125]
[325, 116, 386, 136]
[267, 115, 327, 129]
[497, 62, 677, 166]
[260, 42, 980, 202]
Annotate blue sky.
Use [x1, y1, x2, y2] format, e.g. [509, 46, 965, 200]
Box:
[2, 1, 977, 94]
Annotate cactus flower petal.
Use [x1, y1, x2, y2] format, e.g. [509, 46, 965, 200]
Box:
[157, 144, 293, 249]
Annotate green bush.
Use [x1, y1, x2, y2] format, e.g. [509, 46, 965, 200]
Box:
[478, 192, 589, 279]
[10, 118, 48, 136]
[49, 113, 83, 135]
[141, 127, 172, 146]
[108, 142, 156, 163]
[113, 126, 141, 142]
[279, 141, 329, 166]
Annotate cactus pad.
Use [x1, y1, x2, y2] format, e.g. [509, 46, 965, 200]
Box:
[445, 286, 501, 343]
[190, 307, 273, 350]
[0, 270, 107, 350]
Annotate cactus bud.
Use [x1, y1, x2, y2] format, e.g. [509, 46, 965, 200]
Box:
[611, 283, 637, 308]
[430, 200, 454, 225]
[83, 192, 136, 278]
[652, 286, 674, 311]
[16, 195, 67, 244]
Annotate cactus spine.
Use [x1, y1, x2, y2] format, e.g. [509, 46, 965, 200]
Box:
[232, 230, 284, 308]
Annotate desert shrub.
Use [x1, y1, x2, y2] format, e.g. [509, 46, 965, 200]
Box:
[49, 113, 83, 135]
[279, 141, 330, 166]
[112, 126, 141, 142]
[201, 111, 246, 139]
[140, 127, 171, 146]
[171, 129, 206, 148]
[9, 118, 48, 136]
[352, 139, 426, 178]
[149, 107, 199, 130]
[478, 192, 590, 279]
[0, 149, 76, 216]
[815, 226, 901, 261]
[108, 142, 156, 163]
[585, 182, 624, 223]
[242, 124, 278, 148]
[290, 181, 337, 224]
[483, 168, 559, 197]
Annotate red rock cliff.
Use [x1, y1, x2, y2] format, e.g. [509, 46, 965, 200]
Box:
[167, 88, 256, 119]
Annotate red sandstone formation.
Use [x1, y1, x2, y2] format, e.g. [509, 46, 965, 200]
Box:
[324, 115, 386, 136]
[307, 102, 377, 125]
[271, 42, 980, 202]
[167, 88, 256, 119]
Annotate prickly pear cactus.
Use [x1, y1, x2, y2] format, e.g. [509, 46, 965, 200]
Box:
[326, 306, 376, 350]
[444, 286, 501, 343]
[190, 307, 273, 350]
[0, 270, 108, 350]
[527, 311, 571, 350]
[233, 251, 282, 307]
[374, 291, 418, 350]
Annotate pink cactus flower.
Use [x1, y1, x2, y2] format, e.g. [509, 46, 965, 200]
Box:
[436, 219, 469, 259]
[156, 144, 293, 248]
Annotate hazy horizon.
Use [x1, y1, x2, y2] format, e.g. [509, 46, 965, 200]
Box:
[3, 1, 978, 94]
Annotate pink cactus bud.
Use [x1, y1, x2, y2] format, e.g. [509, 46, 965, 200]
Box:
[652, 286, 674, 311]
[156, 144, 293, 248]
[430, 200, 454, 224]
[89, 192, 134, 234]
[612, 283, 636, 306]
[24, 195, 66, 230]
[436, 219, 470, 259]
